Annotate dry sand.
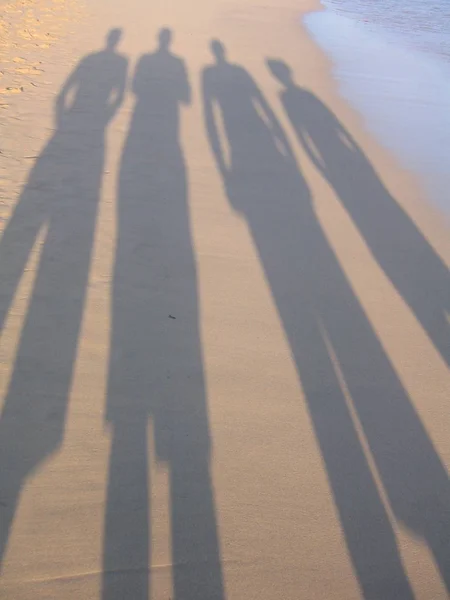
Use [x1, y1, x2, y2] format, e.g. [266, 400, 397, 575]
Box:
[0, 0, 449, 598]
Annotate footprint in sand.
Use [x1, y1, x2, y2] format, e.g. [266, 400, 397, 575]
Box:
[0, 86, 24, 95]
[15, 67, 43, 75]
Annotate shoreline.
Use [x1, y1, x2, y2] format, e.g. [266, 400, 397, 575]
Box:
[293, 0, 450, 261]
[304, 0, 450, 221]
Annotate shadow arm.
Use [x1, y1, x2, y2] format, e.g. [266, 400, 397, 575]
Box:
[253, 84, 295, 161]
[55, 64, 81, 124]
[295, 122, 328, 174]
[202, 72, 227, 179]
[107, 58, 128, 120]
[299, 113, 362, 175]
[132, 57, 146, 98]
[334, 116, 362, 154]
[180, 60, 191, 105]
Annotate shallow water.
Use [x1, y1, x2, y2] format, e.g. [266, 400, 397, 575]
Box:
[320, 0, 450, 61]
[304, 0, 450, 216]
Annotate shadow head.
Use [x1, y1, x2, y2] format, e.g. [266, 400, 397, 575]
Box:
[267, 58, 294, 87]
[158, 28, 173, 51]
[210, 39, 227, 64]
[106, 28, 123, 50]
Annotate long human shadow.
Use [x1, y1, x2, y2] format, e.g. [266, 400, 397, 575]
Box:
[203, 41, 450, 598]
[0, 29, 127, 566]
[268, 60, 450, 367]
[103, 29, 224, 600]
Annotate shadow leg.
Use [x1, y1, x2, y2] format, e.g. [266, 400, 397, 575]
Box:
[102, 422, 150, 600]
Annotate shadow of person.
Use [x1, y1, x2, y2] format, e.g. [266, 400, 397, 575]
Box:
[203, 41, 450, 598]
[103, 28, 224, 600]
[0, 29, 127, 567]
[267, 59, 450, 368]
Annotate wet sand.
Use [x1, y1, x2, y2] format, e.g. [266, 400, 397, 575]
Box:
[0, 0, 449, 599]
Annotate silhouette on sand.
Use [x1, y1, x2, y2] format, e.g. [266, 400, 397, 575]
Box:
[102, 29, 224, 600]
[0, 29, 127, 567]
[268, 58, 450, 368]
[203, 42, 450, 598]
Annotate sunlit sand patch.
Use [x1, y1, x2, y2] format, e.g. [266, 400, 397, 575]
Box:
[0, 0, 85, 94]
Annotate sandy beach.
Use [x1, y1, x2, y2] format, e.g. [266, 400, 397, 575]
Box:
[0, 0, 449, 598]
